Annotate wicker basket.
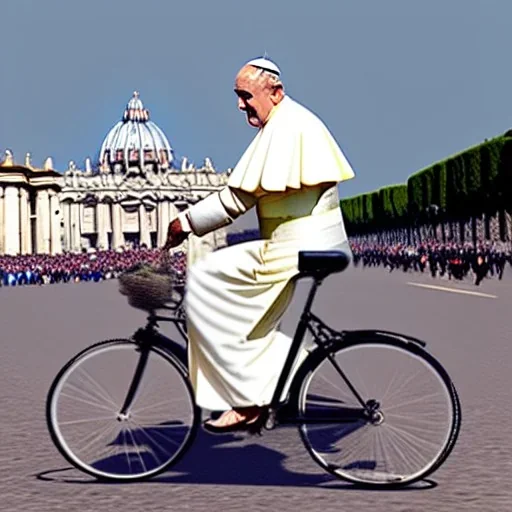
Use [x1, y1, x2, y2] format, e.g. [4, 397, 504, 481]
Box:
[118, 258, 185, 312]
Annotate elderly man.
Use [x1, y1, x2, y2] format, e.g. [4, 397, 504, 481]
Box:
[163, 56, 355, 433]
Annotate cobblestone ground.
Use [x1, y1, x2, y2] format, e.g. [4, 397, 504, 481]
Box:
[1, 265, 511, 512]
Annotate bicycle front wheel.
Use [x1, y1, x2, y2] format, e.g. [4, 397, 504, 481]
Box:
[46, 339, 199, 482]
[296, 333, 461, 487]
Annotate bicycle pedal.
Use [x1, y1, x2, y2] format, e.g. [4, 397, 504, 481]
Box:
[264, 410, 277, 430]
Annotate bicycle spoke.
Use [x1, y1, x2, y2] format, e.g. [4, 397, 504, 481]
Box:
[376, 427, 391, 475]
[76, 421, 119, 455]
[126, 427, 148, 474]
[128, 424, 165, 467]
[132, 396, 189, 414]
[381, 366, 401, 404]
[384, 423, 430, 471]
[382, 423, 413, 474]
[123, 429, 133, 474]
[77, 367, 119, 408]
[64, 381, 116, 410]
[130, 418, 179, 456]
[385, 421, 442, 451]
[59, 416, 115, 426]
[383, 369, 431, 406]
[385, 391, 444, 412]
[59, 392, 114, 413]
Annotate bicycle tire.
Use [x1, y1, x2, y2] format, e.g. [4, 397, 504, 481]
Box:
[292, 331, 461, 488]
[46, 338, 200, 482]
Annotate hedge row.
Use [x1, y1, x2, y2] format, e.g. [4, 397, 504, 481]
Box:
[341, 184, 408, 229]
[340, 133, 512, 232]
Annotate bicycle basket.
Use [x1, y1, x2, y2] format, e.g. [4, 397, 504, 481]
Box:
[118, 261, 185, 312]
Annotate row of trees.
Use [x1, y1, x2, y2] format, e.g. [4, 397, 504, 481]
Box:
[340, 132, 512, 237]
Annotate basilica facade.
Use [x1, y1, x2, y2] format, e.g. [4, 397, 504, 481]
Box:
[0, 92, 230, 259]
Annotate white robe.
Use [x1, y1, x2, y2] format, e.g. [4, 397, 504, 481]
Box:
[180, 95, 355, 411]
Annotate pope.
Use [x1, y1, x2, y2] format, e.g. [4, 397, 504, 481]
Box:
[163, 56, 355, 433]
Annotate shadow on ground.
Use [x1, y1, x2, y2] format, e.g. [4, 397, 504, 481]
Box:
[36, 427, 437, 491]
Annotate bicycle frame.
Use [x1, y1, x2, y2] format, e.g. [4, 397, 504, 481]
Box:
[264, 273, 374, 428]
[121, 274, 428, 428]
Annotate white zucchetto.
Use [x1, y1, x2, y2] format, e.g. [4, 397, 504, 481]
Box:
[245, 56, 281, 76]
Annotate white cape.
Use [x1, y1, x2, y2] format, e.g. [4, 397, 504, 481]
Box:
[228, 95, 355, 193]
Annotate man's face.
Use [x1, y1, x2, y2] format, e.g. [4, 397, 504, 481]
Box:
[234, 67, 279, 128]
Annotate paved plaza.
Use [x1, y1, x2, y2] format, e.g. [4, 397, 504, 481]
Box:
[0, 265, 511, 511]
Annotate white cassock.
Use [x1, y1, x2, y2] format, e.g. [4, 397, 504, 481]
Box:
[177, 95, 355, 411]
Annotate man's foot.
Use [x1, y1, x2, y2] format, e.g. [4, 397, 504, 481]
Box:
[203, 406, 262, 434]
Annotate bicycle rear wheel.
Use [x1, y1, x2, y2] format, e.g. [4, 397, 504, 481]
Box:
[46, 339, 199, 482]
[296, 333, 461, 488]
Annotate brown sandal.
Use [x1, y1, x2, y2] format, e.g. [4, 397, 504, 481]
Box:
[203, 407, 262, 434]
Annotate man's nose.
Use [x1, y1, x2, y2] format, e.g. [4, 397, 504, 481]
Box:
[238, 97, 246, 110]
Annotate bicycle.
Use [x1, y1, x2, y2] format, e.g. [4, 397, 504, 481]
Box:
[46, 250, 461, 488]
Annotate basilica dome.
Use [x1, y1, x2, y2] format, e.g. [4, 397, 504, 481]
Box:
[99, 91, 173, 170]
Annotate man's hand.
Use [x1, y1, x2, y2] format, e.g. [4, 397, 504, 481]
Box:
[163, 217, 189, 251]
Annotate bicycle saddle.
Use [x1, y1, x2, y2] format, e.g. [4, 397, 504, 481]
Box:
[298, 250, 351, 277]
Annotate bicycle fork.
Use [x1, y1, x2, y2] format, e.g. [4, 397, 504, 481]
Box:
[117, 329, 152, 421]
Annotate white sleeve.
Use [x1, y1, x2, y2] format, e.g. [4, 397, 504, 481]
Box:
[177, 211, 193, 232]
[178, 186, 257, 237]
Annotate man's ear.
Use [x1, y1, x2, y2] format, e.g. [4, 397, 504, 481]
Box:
[270, 86, 285, 104]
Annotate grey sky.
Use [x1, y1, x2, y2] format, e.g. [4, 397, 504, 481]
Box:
[0, 0, 509, 206]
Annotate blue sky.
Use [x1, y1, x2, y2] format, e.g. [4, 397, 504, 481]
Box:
[0, 0, 509, 204]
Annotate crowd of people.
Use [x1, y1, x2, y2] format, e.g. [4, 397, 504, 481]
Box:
[1, 236, 510, 289]
[350, 240, 511, 285]
[0, 248, 187, 287]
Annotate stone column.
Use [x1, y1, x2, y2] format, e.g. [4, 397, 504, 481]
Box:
[19, 188, 31, 254]
[79, 203, 85, 248]
[0, 187, 4, 254]
[139, 203, 151, 247]
[111, 202, 124, 249]
[35, 189, 50, 253]
[104, 202, 112, 243]
[49, 190, 62, 254]
[157, 201, 164, 247]
[96, 202, 109, 250]
[4, 186, 20, 255]
[70, 202, 81, 252]
[167, 201, 183, 251]
[168, 202, 178, 225]
[157, 201, 169, 247]
[62, 201, 71, 252]
[26, 190, 33, 254]
[162, 200, 170, 246]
